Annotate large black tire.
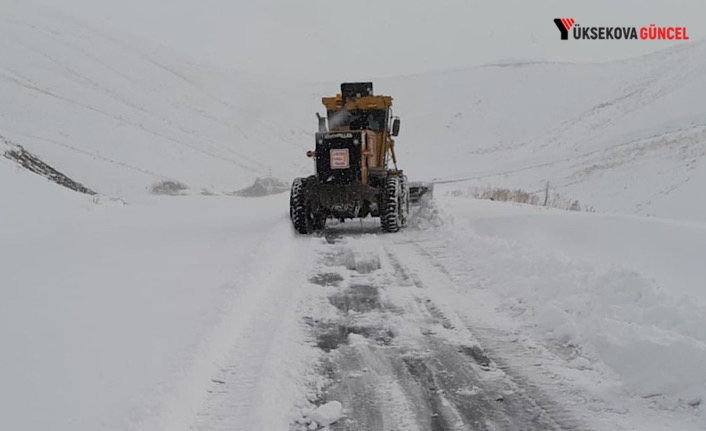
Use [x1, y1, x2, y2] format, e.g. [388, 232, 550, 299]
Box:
[381, 176, 402, 233]
[290, 177, 326, 234]
[290, 177, 312, 234]
[399, 175, 410, 228]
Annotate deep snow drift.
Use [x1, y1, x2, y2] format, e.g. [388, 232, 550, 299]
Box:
[437, 196, 706, 408]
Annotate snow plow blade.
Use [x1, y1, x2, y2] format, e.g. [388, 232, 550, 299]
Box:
[408, 182, 434, 203]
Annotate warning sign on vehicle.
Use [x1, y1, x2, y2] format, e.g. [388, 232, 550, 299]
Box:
[330, 149, 350, 169]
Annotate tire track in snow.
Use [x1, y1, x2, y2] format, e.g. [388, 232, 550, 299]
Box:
[134, 218, 321, 431]
[382, 235, 592, 431]
[299, 225, 588, 430]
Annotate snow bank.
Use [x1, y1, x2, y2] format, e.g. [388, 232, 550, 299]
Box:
[440, 196, 706, 406]
[445, 196, 706, 305]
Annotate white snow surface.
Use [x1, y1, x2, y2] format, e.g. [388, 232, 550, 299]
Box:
[437, 196, 706, 406]
[0, 191, 316, 431]
[308, 401, 343, 427]
[381, 42, 706, 224]
[0, 2, 317, 200]
[2, 2, 706, 430]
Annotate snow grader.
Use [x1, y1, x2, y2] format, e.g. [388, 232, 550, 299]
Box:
[289, 82, 432, 234]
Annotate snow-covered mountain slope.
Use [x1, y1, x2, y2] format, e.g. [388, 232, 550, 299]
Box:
[379, 41, 706, 223]
[0, 3, 316, 199]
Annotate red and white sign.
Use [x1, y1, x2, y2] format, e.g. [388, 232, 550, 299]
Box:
[330, 149, 350, 169]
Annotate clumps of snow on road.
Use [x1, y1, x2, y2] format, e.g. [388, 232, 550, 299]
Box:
[293, 401, 343, 430]
[309, 401, 343, 428]
[339, 242, 382, 274]
[409, 196, 449, 230]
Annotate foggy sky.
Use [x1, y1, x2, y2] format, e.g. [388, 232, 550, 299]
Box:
[30, 0, 706, 81]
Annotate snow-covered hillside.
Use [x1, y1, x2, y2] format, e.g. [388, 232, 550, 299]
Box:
[0, 3, 317, 199]
[380, 42, 706, 223]
[2, 2, 706, 431]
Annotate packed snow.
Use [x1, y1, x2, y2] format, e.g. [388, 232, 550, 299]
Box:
[1, 1, 705, 430]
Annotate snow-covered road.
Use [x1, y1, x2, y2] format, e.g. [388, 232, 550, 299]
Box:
[297, 224, 585, 431]
[292, 205, 706, 431]
[2, 192, 705, 430]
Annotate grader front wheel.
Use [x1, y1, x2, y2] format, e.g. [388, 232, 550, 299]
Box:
[381, 176, 403, 233]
